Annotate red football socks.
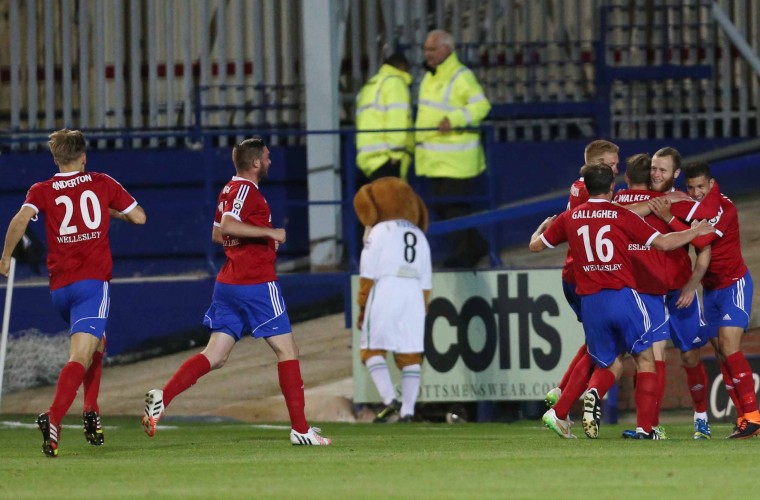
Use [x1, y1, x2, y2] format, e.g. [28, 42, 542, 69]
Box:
[553, 354, 594, 420]
[635, 371, 658, 433]
[48, 361, 87, 425]
[162, 353, 211, 408]
[653, 360, 666, 426]
[559, 344, 589, 391]
[83, 350, 103, 414]
[278, 360, 309, 433]
[726, 352, 760, 416]
[719, 360, 744, 419]
[683, 363, 708, 413]
[586, 366, 616, 399]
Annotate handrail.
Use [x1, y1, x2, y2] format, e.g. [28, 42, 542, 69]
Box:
[711, 2, 760, 79]
[0, 125, 477, 147]
[0, 124, 503, 272]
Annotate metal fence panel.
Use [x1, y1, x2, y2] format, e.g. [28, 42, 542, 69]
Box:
[0, 0, 758, 149]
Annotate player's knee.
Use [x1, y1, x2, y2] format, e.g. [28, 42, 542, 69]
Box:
[709, 337, 724, 360]
[361, 349, 386, 364]
[718, 335, 740, 358]
[68, 355, 91, 370]
[393, 352, 423, 369]
[290, 344, 300, 360]
[203, 352, 229, 370]
[680, 349, 699, 367]
[273, 343, 299, 362]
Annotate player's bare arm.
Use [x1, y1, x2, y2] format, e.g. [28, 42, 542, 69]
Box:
[220, 215, 286, 243]
[109, 208, 127, 222]
[676, 245, 711, 309]
[651, 219, 715, 251]
[0, 206, 36, 277]
[123, 205, 146, 224]
[211, 225, 223, 245]
[648, 197, 673, 222]
[622, 201, 652, 217]
[109, 205, 146, 225]
[665, 190, 691, 203]
[528, 215, 556, 252]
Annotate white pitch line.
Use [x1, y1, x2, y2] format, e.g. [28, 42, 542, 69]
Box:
[248, 424, 290, 430]
[0, 420, 179, 431]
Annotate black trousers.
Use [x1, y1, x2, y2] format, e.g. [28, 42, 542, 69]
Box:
[367, 159, 401, 181]
[430, 176, 488, 268]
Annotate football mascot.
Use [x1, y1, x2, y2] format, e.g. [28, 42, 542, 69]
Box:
[353, 177, 432, 423]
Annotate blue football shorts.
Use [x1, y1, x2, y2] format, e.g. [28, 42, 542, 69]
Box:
[50, 279, 110, 339]
[562, 280, 582, 322]
[644, 293, 670, 344]
[581, 287, 655, 368]
[203, 281, 292, 341]
[702, 270, 753, 337]
[666, 289, 710, 351]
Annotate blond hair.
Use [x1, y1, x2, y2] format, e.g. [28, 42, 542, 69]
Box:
[583, 140, 619, 164]
[48, 129, 87, 165]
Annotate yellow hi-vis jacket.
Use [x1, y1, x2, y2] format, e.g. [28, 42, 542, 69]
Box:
[355, 64, 414, 179]
[414, 53, 491, 179]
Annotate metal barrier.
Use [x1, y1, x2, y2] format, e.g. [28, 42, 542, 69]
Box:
[0, 124, 506, 274]
[2, 0, 759, 145]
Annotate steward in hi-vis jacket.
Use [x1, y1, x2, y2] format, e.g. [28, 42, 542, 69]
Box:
[355, 54, 414, 181]
[415, 30, 491, 268]
[414, 44, 491, 179]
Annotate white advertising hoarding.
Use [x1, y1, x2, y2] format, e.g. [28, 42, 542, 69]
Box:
[352, 269, 585, 403]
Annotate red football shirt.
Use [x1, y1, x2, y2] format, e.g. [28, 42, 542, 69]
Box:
[669, 181, 721, 222]
[614, 183, 723, 290]
[700, 194, 747, 290]
[562, 178, 590, 285]
[214, 176, 278, 285]
[23, 171, 138, 290]
[541, 198, 660, 296]
[613, 189, 671, 295]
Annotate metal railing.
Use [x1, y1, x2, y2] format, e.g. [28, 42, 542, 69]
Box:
[2, 0, 759, 147]
[0, 124, 506, 274]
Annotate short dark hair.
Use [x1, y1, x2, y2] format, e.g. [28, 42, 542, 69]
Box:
[583, 163, 615, 195]
[653, 147, 682, 171]
[682, 161, 712, 180]
[625, 153, 652, 185]
[232, 137, 266, 171]
[384, 52, 410, 72]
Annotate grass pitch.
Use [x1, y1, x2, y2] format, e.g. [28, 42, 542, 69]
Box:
[0, 415, 752, 499]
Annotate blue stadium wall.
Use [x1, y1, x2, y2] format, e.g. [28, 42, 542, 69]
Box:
[1, 137, 757, 356]
[413, 137, 758, 258]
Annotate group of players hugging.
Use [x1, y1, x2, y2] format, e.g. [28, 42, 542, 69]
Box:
[530, 140, 757, 440]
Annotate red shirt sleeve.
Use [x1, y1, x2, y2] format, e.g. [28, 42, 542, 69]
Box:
[620, 209, 660, 245]
[213, 189, 224, 226]
[567, 180, 589, 210]
[104, 174, 137, 213]
[541, 211, 569, 248]
[670, 181, 721, 222]
[23, 183, 46, 214]
[667, 208, 718, 249]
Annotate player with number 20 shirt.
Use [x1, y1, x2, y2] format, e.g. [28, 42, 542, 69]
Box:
[24, 171, 138, 290]
[0, 129, 145, 458]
